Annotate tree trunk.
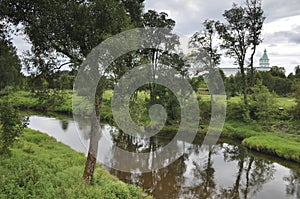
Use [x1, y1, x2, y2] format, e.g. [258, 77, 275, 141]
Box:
[240, 66, 248, 105]
[249, 46, 257, 87]
[83, 99, 102, 184]
[244, 157, 254, 199]
[233, 157, 244, 199]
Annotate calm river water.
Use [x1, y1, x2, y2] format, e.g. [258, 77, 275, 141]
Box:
[28, 114, 300, 199]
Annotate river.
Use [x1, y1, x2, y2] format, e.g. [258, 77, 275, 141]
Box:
[27, 114, 300, 199]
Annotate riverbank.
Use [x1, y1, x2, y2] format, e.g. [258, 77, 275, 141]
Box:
[222, 121, 300, 163]
[0, 128, 152, 199]
[2, 90, 300, 164]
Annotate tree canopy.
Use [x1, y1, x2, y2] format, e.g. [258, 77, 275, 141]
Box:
[0, 24, 22, 89]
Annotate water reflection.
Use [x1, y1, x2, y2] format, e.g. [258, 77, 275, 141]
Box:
[284, 171, 300, 198]
[109, 140, 277, 199]
[60, 120, 69, 131]
[28, 115, 300, 199]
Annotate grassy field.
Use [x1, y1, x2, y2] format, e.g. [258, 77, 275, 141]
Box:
[0, 128, 151, 199]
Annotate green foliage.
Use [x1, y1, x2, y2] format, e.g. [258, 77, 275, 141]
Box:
[190, 19, 221, 66]
[256, 69, 292, 96]
[34, 89, 66, 112]
[129, 93, 150, 125]
[226, 101, 250, 122]
[293, 81, 300, 118]
[248, 83, 277, 122]
[0, 101, 27, 155]
[198, 99, 211, 122]
[269, 66, 286, 78]
[0, 32, 23, 89]
[225, 75, 240, 97]
[0, 128, 151, 198]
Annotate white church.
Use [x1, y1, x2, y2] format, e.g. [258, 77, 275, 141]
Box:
[220, 49, 271, 77]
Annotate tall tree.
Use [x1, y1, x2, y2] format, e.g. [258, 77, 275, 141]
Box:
[216, 4, 250, 105]
[190, 20, 221, 67]
[0, 24, 22, 89]
[245, 0, 265, 86]
[189, 19, 221, 102]
[141, 10, 179, 105]
[1, 0, 145, 184]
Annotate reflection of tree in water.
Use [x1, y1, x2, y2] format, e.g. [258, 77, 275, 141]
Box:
[219, 143, 275, 199]
[107, 133, 281, 199]
[180, 144, 217, 198]
[284, 170, 300, 198]
[60, 120, 69, 131]
[108, 132, 187, 198]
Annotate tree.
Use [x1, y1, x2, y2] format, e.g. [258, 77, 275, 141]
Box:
[190, 20, 221, 67]
[190, 19, 221, 103]
[293, 81, 300, 118]
[245, 0, 265, 86]
[216, 4, 250, 105]
[0, 24, 22, 89]
[225, 75, 239, 97]
[248, 82, 276, 122]
[1, 0, 145, 184]
[295, 65, 300, 79]
[270, 66, 286, 78]
[216, 1, 265, 105]
[141, 10, 179, 105]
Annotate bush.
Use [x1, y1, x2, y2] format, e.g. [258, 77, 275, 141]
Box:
[293, 81, 300, 118]
[34, 89, 66, 111]
[0, 101, 27, 155]
[226, 101, 250, 122]
[248, 83, 277, 122]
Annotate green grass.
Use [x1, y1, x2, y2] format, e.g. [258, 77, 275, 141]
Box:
[222, 120, 300, 163]
[228, 96, 243, 103]
[222, 121, 261, 140]
[243, 134, 300, 163]
[0, 90, 38, 109]
[276, 97, 296, 109]
[0, 128, 152, 199]
[0, 90, 73, 113]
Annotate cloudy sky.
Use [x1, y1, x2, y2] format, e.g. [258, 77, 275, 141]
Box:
[145, 0, 300, 74]
[12, 0, 300, 75]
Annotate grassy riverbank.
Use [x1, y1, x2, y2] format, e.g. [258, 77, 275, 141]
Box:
[0, 129, 150, 199]
[1, 90, 300, 164]
[0, 128, 151, 199]
[222, 121, 300, 163]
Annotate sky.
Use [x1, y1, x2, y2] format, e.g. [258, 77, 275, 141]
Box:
[145, 0, 300, 75]
[12, 0, 300, 75]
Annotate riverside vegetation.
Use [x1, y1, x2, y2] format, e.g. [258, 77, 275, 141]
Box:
[0, 128, 151, 199]
[1, 82, 300, 164]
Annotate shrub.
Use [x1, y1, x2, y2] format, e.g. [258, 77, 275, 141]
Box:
[248, 83, 277, 122]
[226, 101, 250, 122]
[0, 101, 27, 155]
[293, 81, 300, 118]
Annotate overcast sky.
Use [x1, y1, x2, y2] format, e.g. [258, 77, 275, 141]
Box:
[12, 0, 300, 75]
[145, 0, 300, 74]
